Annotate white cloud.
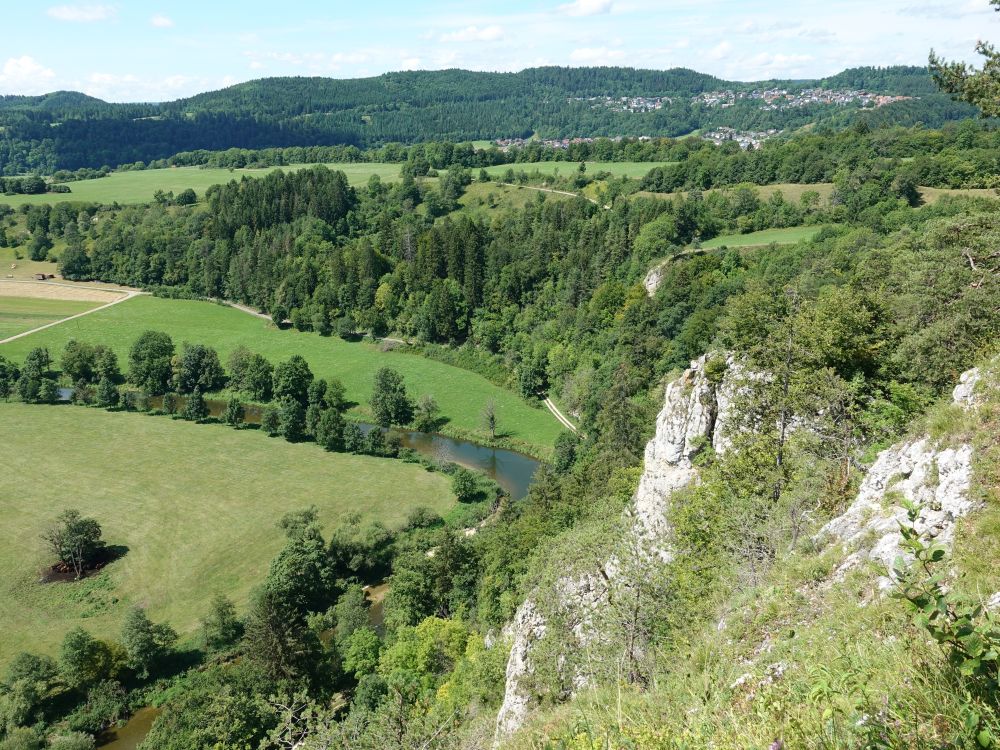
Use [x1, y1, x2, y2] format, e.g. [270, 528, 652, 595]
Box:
[77, 72, 238, 101]
[569, 46, 625, 64]
[558, 0, 614, 16]
[150, 14, 174, 28]
[708, 40, 733, 60]
[0, 56, 57, 94]
[46, 4, 116, 22]
[400, 57, 422, 70]
[440, 24, 505, 42]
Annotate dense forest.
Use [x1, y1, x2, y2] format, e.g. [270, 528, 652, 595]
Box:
[2, 97, 1000, 746]
[0, 65, 977, 174]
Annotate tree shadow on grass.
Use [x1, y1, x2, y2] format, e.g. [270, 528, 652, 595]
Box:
[39, 544, 129, 584]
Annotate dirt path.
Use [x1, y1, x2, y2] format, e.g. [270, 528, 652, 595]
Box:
[221, 300, 272, 322]
[544, 397, 578, 433]
[0, 288, 142, 345]
[497, 182, 606, 208]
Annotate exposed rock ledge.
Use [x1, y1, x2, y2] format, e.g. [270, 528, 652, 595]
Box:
[816, 367, 982, 587]
[494, 354, 739, 740]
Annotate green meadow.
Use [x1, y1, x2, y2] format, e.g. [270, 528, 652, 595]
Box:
[0, 163, 404, 208]
[0, 296, 101, 340]
[699, 225, 823, 249]
[0, 294, 564, 453]
[0, 402, 453, 661]
[484, 161, 677, 180]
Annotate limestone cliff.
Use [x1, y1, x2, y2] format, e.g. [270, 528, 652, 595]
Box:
[494, 354, 740, 739]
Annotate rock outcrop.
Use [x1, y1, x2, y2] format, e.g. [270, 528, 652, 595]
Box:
[644, 262, 667, 296]
[817, 367, 983, 586]
[493, 354, 740, 740]
[630, 353, 739, 553]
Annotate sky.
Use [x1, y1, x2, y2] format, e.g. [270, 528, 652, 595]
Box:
[0, 0, 995, 102]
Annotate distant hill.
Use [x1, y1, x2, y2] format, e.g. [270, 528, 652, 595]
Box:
[0, 65, 973, 173]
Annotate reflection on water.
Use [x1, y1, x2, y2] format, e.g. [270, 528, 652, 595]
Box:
[96, 706, 161, 750]
[377, 426, 539, 500]
[365, 581, 390, 635]
[150, 396, 541, 499]
[60, 392, 541, 500]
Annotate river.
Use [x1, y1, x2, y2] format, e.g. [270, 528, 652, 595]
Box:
[141, 394, 541, 499]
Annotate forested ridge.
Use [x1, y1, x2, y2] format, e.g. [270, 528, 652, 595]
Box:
[5, 24, 1000, 743]
[0, 65, 975, 174]
[3, 109, 1000, 746]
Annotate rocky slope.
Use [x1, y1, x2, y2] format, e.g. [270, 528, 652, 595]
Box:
[494, 353, 741, 739]
[495, 357, 994, 744]
[816, 367, 983, 587]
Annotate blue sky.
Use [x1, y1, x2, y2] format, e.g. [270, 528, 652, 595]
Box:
[0, 0, 995, 101]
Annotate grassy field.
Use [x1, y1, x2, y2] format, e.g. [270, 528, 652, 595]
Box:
[636, 182, 999, 206]
[635, 182, 837, 204]
[456, 181, 575, 219]
[484, 161, 676, 180]
[699, 225, 822, 249]
[0, 163, 404, 208]
[0, 295, 564, 453]
[0, 402, 453, 662]
[0, 296, 100, 339]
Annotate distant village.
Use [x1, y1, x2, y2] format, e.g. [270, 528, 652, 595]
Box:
[569, 96, 673, 113]
[692, 88, 914, 110]
[568, 88, 913, 114]
[492, 135, 650, 152]
[701, 127, 781, 149]
[492, 127, 781, 153]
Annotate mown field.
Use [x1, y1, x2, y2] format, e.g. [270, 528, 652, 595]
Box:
[0, 295, 101, 340]
[0, 163, 405, 208]
[0, 402, 453, 662]
[699, 225, 823, 249]
[0, 294, 564, 452]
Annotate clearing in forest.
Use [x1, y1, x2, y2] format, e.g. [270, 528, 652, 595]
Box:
[699, 225, 823, 249]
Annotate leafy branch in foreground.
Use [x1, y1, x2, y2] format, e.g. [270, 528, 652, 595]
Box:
[893, 500, 1000, 747]
[929, 0, 1000, 117]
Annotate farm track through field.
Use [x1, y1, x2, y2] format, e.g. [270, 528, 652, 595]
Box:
[0, 284, 143, 345]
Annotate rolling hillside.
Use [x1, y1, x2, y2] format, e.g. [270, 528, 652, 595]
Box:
[0, 65, 973, 173]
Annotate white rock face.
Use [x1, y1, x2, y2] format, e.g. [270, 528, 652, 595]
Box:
[631, 354, 738, 551]
[494, 354, 740, 740]
[953, 367, 982, 408]
[644, 262, 666, 296]
[494, 601, 547, 738]
[817, 367, 982, 586]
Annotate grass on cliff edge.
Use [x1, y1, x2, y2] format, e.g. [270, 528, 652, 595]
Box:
[0, 294, 564, 454]
[0, 402, 455, 665]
